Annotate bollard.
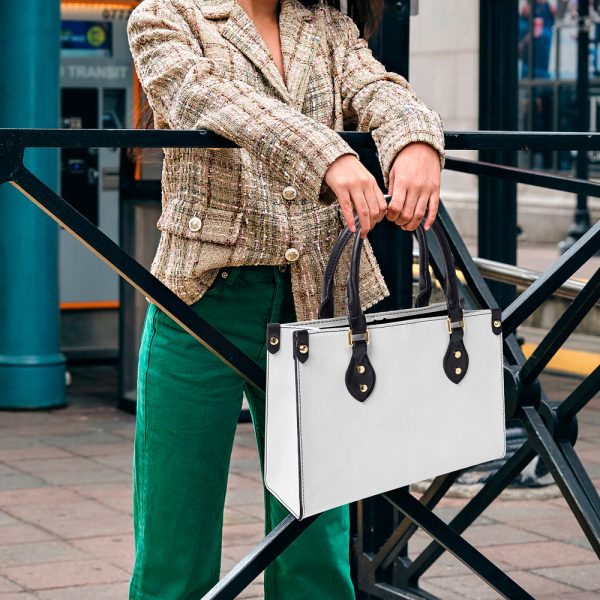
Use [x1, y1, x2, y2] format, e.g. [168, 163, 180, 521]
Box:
[0, 0, 65, 408]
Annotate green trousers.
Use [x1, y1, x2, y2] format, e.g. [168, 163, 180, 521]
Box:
[129, 265, 356, 600]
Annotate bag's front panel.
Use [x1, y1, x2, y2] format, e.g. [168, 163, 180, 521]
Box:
[296, 310, 505, 518]
[264, 327, 302, 518]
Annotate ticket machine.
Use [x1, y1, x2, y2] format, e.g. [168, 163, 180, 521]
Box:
[60, 1, 137, 358]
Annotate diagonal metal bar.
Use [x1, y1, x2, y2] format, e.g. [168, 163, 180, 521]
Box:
[519, 267, 600, 385]
[445, 157, 600, 197]
[521, 407, 600, 556]
[407, 442, 536, 581]
[202, 514, 319, 600]
[9, 164, 266, 391]
[557, 365, 600, 422]
[444, 131, 600, 151]
[559, 440, 600, 518]
[369, 473, 458, 572]
[382, 489, 534, 599]
[502, 219, 600, 336]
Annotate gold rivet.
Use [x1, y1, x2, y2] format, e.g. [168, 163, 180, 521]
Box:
[299, 344, 309, 354]
[359, 384, 368, 392]
[494, 320, 501, 328]
[455, 367, 462, 375]
[356, 365, 366, 374]
[269, 336, 279, 346]
[454, 351, 461, 359]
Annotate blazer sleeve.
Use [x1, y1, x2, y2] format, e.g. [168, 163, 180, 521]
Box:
[324, 8, 446, 190]
[126, 1, 358, 203]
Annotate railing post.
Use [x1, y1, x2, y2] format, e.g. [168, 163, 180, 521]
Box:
[0, 0, 66, 408]
[478, 0, 519, 309]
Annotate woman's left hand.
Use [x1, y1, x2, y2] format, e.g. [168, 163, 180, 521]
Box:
[385, 142, 441, 231]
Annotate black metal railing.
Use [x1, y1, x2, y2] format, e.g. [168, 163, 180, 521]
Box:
[1, 128, 599, 599]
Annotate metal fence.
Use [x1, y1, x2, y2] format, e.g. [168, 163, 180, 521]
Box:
[0, 128, 599, 599]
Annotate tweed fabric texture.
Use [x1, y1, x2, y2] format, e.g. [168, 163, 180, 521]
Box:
[127, 0, 446, 321]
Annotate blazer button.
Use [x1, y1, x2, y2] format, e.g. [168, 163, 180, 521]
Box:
[282, 185, 297, 200]
[285, 247, 300, 262]
[188, 216, 202, 232]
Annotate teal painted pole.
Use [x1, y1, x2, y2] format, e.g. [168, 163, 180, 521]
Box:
[0, 0, 66, 408]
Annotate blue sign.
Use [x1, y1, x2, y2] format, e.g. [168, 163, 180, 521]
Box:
[61, 21, 112, 57]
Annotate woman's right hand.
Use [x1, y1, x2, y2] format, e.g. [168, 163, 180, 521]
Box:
[323, 154, 388, 239]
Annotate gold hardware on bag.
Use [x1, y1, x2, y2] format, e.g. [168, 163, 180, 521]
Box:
[298, 344, 309, 354]
[454, 351, 461, 359]
[347, 329, 369, 346]
[447, 318, 465, 334]
[455, 367, 462, 375]
[269, 337, 279, 346]
[359, 384, 368, 393]
[493, 320, 501, 328]
[356, 365, 366, 374]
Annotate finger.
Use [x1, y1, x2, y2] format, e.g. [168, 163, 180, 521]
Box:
[397, 185, 420, 227]
[375, 184, 388, 221]
[424, 190, 440, 231]
[387, 169, 395, 195]
[337, 190, 356, 233]
[402, 192, 428, 231]
[364, 184, 383, 226]
[386, 183, 407, 222]
[350, 188, 371, 239]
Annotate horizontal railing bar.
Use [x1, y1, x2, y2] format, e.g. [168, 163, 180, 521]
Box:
[445, 157, 600, 198]
[413, 250, 599, 303]
[502, 220, 600, 336]
[3, 129, 600, 151]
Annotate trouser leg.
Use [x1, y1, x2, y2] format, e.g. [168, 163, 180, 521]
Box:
[243, 267, 356, 600]
[129, 267, 269, 600]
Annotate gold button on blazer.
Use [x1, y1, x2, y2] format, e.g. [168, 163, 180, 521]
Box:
[127, 0, 446, 321]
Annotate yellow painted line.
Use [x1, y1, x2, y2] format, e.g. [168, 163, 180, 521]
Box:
[521, 343, 600, 377]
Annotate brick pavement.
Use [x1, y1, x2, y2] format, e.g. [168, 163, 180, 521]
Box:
[0, 365, 598, 599]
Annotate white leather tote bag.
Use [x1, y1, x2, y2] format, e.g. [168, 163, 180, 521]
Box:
[264, 220, 506, 520]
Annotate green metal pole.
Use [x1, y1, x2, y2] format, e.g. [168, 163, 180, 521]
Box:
[0, 0, 66, 408]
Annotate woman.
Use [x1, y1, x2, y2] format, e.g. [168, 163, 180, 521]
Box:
[126, 0, 444, 598]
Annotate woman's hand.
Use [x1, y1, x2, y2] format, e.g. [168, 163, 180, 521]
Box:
[324, 154, 387, 239]
[386, 142, 441, 231]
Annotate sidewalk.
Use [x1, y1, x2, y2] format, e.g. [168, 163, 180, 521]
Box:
[0, 365, 598, 599]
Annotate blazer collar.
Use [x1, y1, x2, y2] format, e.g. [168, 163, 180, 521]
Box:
[195, 0, 319, 108]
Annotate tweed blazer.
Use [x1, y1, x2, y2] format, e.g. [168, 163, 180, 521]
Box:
[127, 0, 446, 321]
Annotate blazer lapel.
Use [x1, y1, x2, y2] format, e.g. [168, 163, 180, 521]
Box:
[196, 0, 320, 109]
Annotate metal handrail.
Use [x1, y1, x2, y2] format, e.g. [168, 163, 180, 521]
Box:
[412, 250, 597, 303]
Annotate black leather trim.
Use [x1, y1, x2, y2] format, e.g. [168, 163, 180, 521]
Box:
[443, 327, 469, 384]
[491, 308, 503, 335]
[345, 341, 376, 401]
[293, 329, 309, 363]
[267, 323, 281, 354]
[414, 225, 433, 308]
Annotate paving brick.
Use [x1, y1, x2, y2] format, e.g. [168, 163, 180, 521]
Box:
[0, 488, 82, 508]
[0, 541, 89, 568]
[0, 575, 22, 593]
[63, 442, 132, 458]
[0, 592, 38, 599]
[463, 523, 547, 547]
[481, 540, 597, 570]
[6, 457, 100, 476]
[518, 513, 590, 540]
[0, 475, 48, 492]
[0, 515, 17, 529]
[69, 534, 133, 564]
[34, 582, 130, 600]
[481, 499, 572, 523]
[222, 522, 267, 546]
[422, 573, 501, 599]
[533, 563, 600, 591]
[0, 524, 55, 546]
[0, 559, 129, 590]
[0, 447, 73, 462]
[508, 570, 583, 596]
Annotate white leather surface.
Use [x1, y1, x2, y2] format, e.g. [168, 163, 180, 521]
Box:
[264, 327, 301, 517]
[265, 308, 506, 520]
